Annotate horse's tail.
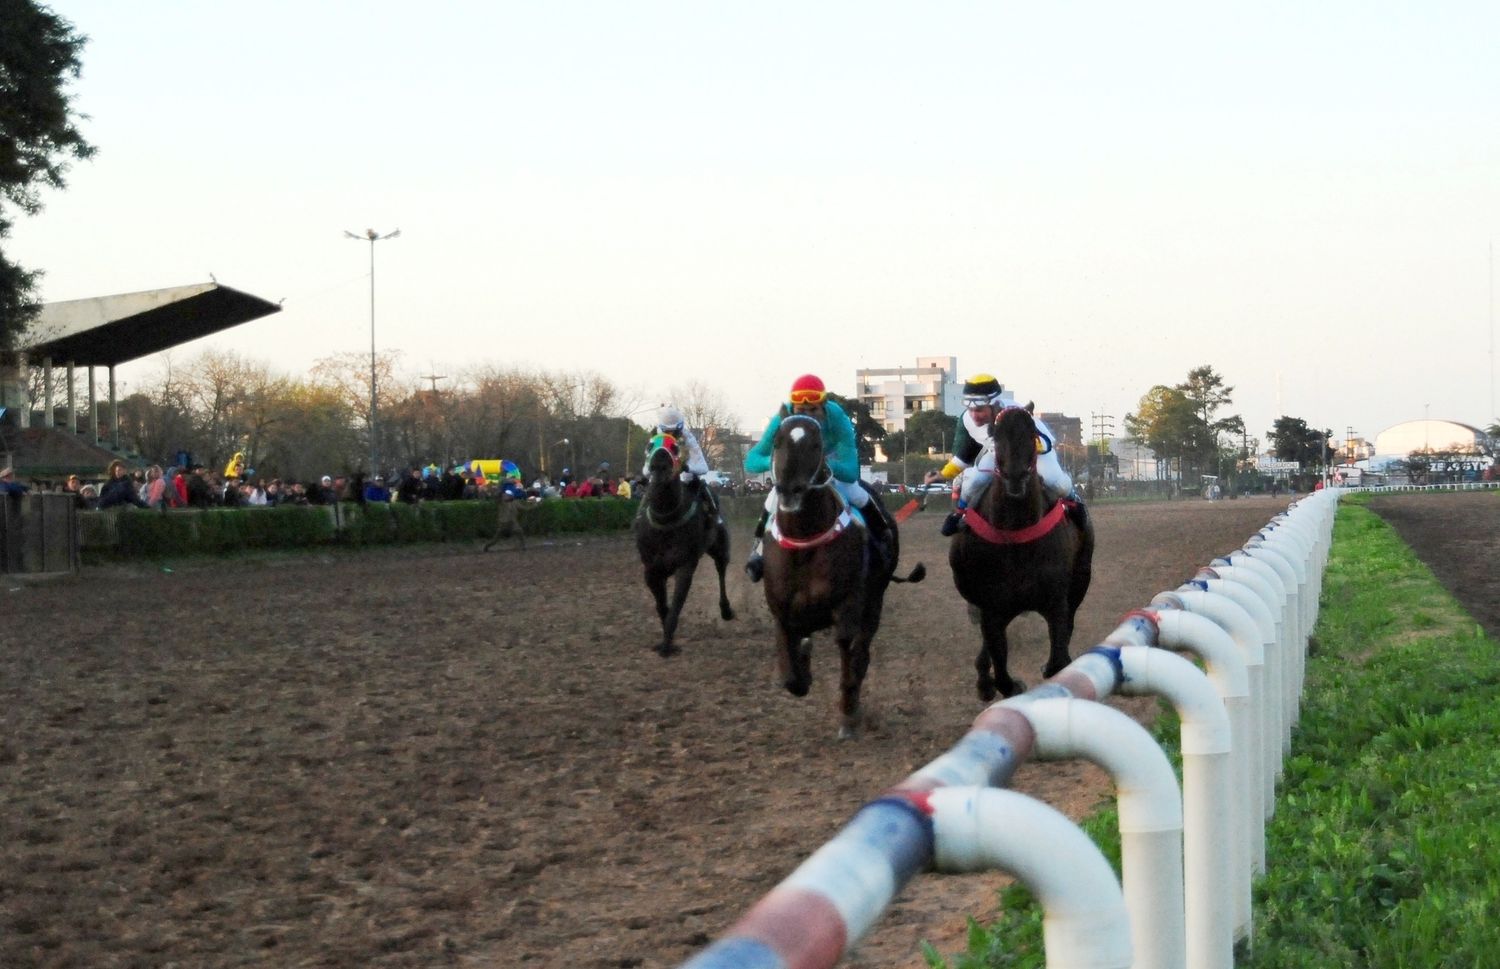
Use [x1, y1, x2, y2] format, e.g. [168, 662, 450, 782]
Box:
[891, 561, 927, 584]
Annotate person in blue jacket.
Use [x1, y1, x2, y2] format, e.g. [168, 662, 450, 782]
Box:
[742, 373, 890, 581]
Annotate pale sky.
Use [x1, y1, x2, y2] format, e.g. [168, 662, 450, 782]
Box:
[12, 2, 1500, 445]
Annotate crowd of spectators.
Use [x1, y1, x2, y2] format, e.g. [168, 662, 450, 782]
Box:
[36, 459, 657, 512]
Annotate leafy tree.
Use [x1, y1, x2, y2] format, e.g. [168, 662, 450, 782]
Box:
[1177, 365, 1245, 472]
[0, 2, 95, 348]
[829, 392, 884, 464]
[1124, 366, 1247, 479]
[1123, 385, 1196, 470]
[1266, 416, 1335, 469]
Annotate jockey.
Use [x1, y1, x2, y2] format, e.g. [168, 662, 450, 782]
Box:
[655, 404, 722, 523]
[741, 373, 891, 582]
[926, 374, 1085, 536]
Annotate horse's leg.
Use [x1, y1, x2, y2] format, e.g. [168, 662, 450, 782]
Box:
[645, 567, 670, 646]
[977, 608, 1024, 700]
[708, 524, 735, 621]
[657, 562, 697, 657]
[1040, 601, 1075, 679]
[776, 625, 813, 697]
[836, 629, 873, 740]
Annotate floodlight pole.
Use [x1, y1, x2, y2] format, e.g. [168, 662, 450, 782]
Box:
[345, 228, 400, 476]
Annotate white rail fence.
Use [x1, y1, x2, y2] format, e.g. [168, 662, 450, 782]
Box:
[674, 490, 1340, 969]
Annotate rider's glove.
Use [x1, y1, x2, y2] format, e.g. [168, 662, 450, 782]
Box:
[680, 471, 696, 483]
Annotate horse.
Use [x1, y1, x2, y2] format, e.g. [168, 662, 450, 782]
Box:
[632, 434, 735, 656]
[948, 402, 1095, 700]
[761, 415, 926, 738]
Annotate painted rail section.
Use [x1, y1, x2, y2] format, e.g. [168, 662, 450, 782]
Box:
[674, 491, 1339, 969]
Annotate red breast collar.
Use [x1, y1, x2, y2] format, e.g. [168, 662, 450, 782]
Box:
[770, 508, 853, 550]
[962, 499, 1069, 545]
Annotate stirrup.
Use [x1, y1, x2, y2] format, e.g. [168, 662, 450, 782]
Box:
[745, 555, 764, 583]
[940, 511, 963, 536]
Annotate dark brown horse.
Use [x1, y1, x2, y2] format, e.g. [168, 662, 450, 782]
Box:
[762, 415, 925, 737]
[948, 403, 1094, 699]
[633, 435, 734, 656]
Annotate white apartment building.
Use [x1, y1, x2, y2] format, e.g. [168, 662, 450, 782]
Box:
[854, 356, 968, 433]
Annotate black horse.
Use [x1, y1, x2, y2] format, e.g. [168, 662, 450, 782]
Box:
[633, 435, 734, 656]
[762, 415, 925, 737]
[948, 403, 1094, 700]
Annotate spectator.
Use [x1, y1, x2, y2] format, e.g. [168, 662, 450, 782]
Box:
[224, 450, 247, 481]
[61, 473, 88, 508]
[98, 460, 144, 509]
[143, 466, 167, 508]
[614, 475, 632, 499]
[0, 465, 29, 496]
[363, 474, 392, 503]
[396, 467, 423, 504]
[165, 467, 188, 508]
[79, 484, 99, 509]
[186, 466, 214, 508]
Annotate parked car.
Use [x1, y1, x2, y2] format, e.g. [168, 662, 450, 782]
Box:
[702, 470, 733, 488]
[917, 481, 952, 494]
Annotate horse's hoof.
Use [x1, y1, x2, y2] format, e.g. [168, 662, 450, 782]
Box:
[720, 604, 736, 621]
[838, 723, 858, 741]
[655, 642, 679, 657]
[1002, 679, 1026, 698]
[977, 683, 997, 703]
[1042, 660, 1070, 678]
[783, 678, 810, 697]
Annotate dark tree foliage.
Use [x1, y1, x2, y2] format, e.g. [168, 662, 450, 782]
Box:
[0, 1, 94, 348]
[882, 408, 952, 460]
[1266, 416, 1335, 468]
[828, 392, 884, 465]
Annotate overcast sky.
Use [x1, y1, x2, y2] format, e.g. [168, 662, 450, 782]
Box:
[12, 2, 1500, 445]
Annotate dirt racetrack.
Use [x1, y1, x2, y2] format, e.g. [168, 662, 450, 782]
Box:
[1, 495, 1390, 968]
[1367, 490, 1499, 640]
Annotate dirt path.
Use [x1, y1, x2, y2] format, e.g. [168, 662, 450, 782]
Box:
[1366, 490, 1499, 640]
[2, 496, 1304, 968]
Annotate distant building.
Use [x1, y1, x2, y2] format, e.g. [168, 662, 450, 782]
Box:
[854, 356, 967, 433]
[1037, 412, 1083, 472]
[1373, 419, 1488, 457]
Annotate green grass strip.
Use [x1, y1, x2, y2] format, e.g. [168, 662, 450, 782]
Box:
[926, 497, 1500, 969]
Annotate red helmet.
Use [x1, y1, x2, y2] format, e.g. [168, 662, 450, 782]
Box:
[788, 373, 827, 405]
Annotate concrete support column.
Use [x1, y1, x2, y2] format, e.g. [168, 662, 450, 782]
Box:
[88, 368, 98, 444]
[66, 362, 77, 433]
[17, 352, 30, 428]
[109, 365, 120, 449]
[43, 357, 54, 428]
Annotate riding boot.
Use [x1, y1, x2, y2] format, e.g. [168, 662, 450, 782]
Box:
[744, 509, 769, 582]
[860, 495, 892, 548]
[940, 499, 966, 537]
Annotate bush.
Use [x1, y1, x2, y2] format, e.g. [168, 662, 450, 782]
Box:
[81, 497, 640, 560]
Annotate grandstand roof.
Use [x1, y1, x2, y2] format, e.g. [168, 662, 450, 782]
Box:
[21, 282, 281, 367]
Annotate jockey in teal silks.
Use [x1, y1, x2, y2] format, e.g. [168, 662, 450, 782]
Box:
[742, 373, 891, 582]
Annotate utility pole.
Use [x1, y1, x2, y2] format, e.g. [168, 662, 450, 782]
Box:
[1090, 410, 1115, 481]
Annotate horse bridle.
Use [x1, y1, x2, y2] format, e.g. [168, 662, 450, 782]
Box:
[990, 408, 1038, 486]
[642, 443, 700, 529]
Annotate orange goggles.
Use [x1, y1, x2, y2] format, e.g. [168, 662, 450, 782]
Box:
[788, 388, 827, 405]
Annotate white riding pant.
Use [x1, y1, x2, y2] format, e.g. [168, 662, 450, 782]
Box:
[958, 439, 1073, 507]
[762, 478, 869, 515]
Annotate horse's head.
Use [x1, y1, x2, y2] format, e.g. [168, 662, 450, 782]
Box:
[989, 402, 1044, 499]
[772, 414, 827, 513]
[646, 433, 681, 482]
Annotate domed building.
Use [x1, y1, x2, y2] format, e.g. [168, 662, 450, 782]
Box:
[1374, 419, 1488, 457]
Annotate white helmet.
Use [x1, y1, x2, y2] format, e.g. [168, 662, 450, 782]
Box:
[657, 405, 686, 434]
